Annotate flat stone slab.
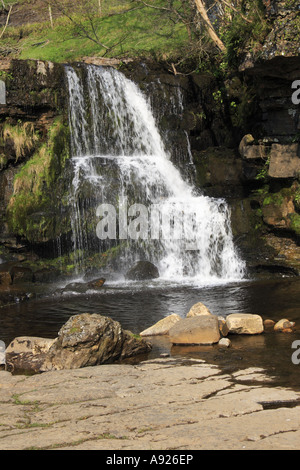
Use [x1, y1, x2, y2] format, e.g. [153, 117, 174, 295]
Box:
[1, 358, 300, 450]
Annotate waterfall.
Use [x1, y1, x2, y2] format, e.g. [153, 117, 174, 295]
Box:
[66, 64, 245, 283]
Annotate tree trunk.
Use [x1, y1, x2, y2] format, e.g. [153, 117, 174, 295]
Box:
[49, 4, 54, 28]
[0, 4, 12, 39]
[194, 0, 226, 52]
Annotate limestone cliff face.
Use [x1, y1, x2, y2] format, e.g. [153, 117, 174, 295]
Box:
[0, 59, 71, 256]
[239, 0, 300, 69]
[226, 0, 300, 275]
[0, 45, 299, 276]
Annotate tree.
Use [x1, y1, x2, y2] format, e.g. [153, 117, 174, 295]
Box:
[135, 0, 226, 52]
[193, 0, 226, 51]
[44, 0, 111, 51]
[0, 2, 13, 39]
[44, 0, 141, 55]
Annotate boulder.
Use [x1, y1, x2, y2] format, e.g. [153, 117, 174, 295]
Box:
[6, 314, 152, 373]
[125, 261, 159, 281]
[239, 134, 255, 157]
[187, 302, 212, 317]
[218, 316, 229, 337]
[169, 315, 220, 345]
[274, 319, 295, 332]
[264, 319, 275, 328]
[218, 338, 231, 348]
[140, 314, 182, 336]
[239, 135, 268, 160]
[6, 337, 55, 374]
[42, 313, 152, 371]
[226, 314, 264, 335]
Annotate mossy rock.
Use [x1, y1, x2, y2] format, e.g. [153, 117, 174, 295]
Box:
[7, 117, 71, 244]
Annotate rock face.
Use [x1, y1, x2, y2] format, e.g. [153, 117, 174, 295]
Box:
[6, 314, 152, 373]
[2, 358, 300, 450]
[10, 266, 34, 284]
[187, 302, 212, 317]
[169, 316, 220, 345]
[226, 314, 264, 335]
[140, 314, 182, 336]
[125, 261, 159, 281]
[268, 144, 300, 179]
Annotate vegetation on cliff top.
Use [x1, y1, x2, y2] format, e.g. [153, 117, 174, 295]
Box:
[0, 0, 285, 72]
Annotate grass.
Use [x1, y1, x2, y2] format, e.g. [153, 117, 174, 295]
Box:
[1, 1, 190, 63]
[2, 122, 39, 162]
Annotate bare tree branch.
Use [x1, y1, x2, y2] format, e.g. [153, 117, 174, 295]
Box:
[193, 0, 226, 52]
[217, 0, 253, 23]
[0, 4, 13, 39]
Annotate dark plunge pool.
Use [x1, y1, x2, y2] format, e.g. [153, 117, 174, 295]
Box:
[1, 276, 300, 389]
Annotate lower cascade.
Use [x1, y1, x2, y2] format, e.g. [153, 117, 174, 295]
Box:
[66, 64, 245, 283]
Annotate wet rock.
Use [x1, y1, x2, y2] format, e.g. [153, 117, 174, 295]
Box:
[34, 268, 61, 283]
[0, 271, 11, 287]
[218, 316, 229, 337]
[264, 319, 276, 328]
[125, 261, 159, 281]
[140, 314, 182, 336]
[187, 302, 212, 318]
[274, 319, 295, 332]
[10, 266, 34, 284]
[86, 278, 106, 289]
[226, 314, 264, 335]
[169, 316, 220, 345]
[218, 338, 231, 348]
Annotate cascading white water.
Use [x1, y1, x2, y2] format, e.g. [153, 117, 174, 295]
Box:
[66, 64, 245, 283]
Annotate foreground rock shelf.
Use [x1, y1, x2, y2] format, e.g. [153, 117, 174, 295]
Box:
[1, 357, 300, 450]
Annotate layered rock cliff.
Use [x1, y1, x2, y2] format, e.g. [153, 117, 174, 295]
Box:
[0, 26, 299, 279]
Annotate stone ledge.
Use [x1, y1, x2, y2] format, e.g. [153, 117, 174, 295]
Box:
[1, 358, 300, 450]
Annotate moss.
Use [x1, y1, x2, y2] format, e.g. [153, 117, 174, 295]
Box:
[263, 193, 284, 207]
[289, 213, 300, 236]
[7, 116, 70, 243]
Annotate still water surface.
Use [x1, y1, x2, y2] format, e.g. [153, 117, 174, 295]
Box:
[1, 277, 300, 389]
